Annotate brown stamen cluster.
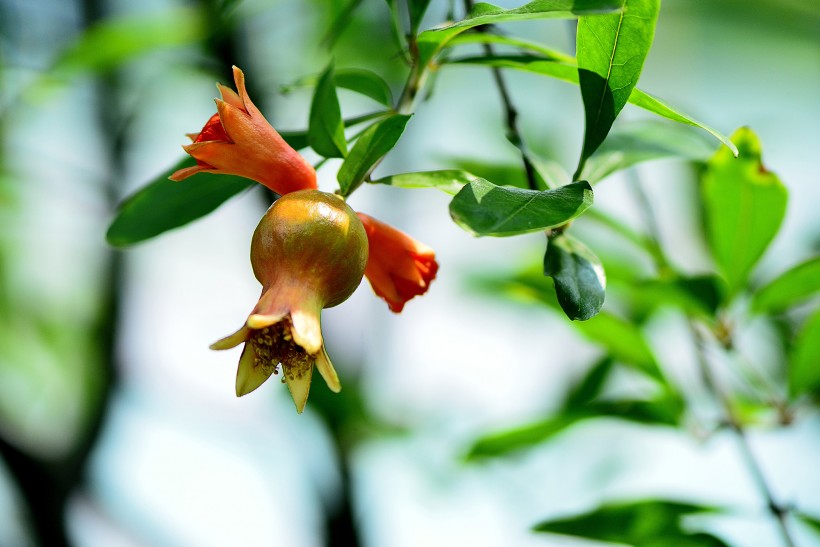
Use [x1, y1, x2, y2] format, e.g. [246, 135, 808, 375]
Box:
[249, 321, 313, 384]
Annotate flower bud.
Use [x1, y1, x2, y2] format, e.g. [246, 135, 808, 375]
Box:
[211, 190, 368, 413]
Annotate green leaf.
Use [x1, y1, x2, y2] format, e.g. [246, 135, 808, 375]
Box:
[798, 512, 820, 537]
[449, 56, 737, 155]
[449, 180, 593, 237]
[575, 0, 660, 169]
[371, 169, 477, 195]
[335, 68, 394, 107]
[544, 234, 606, 320]
[447, 33, 576, 63]
[790, 309, 820, 399]
[574, 311, 662, 381]
[309, 63, 348, 158]
[564, 357, 614, 409]
[702, 127, 788, 297]
[751, 256, 820, 314]
[467, 392, 681, 459]
[337, 114, 412, 196]
[581, 120, 715, 183]
[106, 157, 253, 247]
[323, 0, 366, 47]
[52, 7, 205, 76]
[416, 0, 622, 66]
[408, 0, 433, 33]
[533, 500, 727, 547]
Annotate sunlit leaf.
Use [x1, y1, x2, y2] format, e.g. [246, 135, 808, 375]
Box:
[576, 0, 660, 168]
[751, 256, 820, 314]
[416, 0, 622, 66]
[447, 33, 575, 63]
[53, 7, 206, 76]
[106, 157, 253, 247]
[790, 310, 820, 399]
[581, 120, 715, 183]
[702, 127, 787, 298]
[371, 170, 478, 195]
[337, 114, 412, 196]
[335, 68, 394, 106]
[533, 499, 727, 546]
[309, 62, 348, 158]
[448, 56, 736, 154]
[574, 311, 662, 381]
[449, 180, 593, 237]
[544, 234, 606, 320]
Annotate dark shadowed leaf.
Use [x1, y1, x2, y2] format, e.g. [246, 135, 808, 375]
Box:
[576, 0, 660, 169]
[533, 499, 727, 546]
[544, 234, 606, 320]
[416, 0, 622, 66]
[790, 310, 820, 399]
[581, 120, 715, 182]
[702, 127, 787, 298]
[449, 56, 736, 154]
[449, 180, 593, 237]
[309, 63, 347, 158]
[106, 157, 253, 247]
[337, 114, 412, 196]
[751, 256, 820, 314]
[371, 170, 478, 194]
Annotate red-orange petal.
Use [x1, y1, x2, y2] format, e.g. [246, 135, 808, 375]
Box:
[357, 212, 438, 313]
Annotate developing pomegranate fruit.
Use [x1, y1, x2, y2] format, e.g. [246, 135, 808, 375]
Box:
[210, 190, 368, 413]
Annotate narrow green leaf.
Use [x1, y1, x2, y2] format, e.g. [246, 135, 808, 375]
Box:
[702, 127, 788, 297]
[449, 56, 737, 155]
[334, 68, 394, 107]
[447, 33, 576, 63]
[790, 310, 820, 399]
[106, 157, 253, 247]
[449, 180, 593, 237]
[408, 0, 433, 33]
[576, 0, 660, 168]
[751, 256, 820, 314]
[798, 512, 820, 537]
[544, 234, 606, 320]
[564, 357, 614, 408]
[337, 114, 412, 196]
[417, 0, 622, 66]
[574, 311, 662, 381]
[581, 120, 715, 182]
[446, 158, 532, 190]
[467, 392, 681, 459]
[52, 7, 205, 76]
[323, 0, 366, 47]
[309, 63, 347, 158]
[371, 170, 477, 195]
[533, 500, 727, 547]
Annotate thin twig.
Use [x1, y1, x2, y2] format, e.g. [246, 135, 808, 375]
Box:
[630, 166, 796, 547]
[462, 0, 539, 190]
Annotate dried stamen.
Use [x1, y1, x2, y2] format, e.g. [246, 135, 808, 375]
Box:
[248, 319, 313, 383]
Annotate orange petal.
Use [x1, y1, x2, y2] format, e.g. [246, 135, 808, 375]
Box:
[357, 212, 438, 313]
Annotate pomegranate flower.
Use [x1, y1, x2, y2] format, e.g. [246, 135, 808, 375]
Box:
[211, 190, 368, 413]
[357, 212, 438, 313]
[170, 66, 316, 195]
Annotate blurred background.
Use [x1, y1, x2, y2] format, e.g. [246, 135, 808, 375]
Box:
[1, 0, 819, 545]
